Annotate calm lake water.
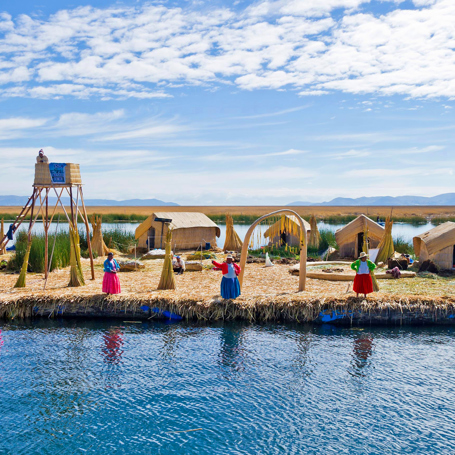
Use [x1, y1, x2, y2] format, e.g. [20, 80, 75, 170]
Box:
[1, 319, 454, 454]
[7, 221, 435, 249]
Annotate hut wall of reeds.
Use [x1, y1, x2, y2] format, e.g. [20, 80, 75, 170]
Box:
[34, 163, 82, 186]
[263, 215, 311, 247]
[413, 222, 455, 270]
[135, 212, 220, 251]
[335, 214, 384, 258]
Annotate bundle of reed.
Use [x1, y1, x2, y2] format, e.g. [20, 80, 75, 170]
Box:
[68, 222, 85, 287]
[376, 217, 394, 264]
[309, 215, 321, 248]
[0, 218, 5, 255]
[90, 215, 110, 257]
[158, 229, 176, 290]
[363, 225, 379, 292]
[223, 214, 243, 252]
[14, 238, 32, 288]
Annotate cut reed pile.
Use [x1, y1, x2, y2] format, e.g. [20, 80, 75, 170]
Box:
[223, 214, 243, 252]
[309, 215, 321, 248]
[363, 225, 380, 292]
[376, 217, 394, 264]
[91, 215, 110, 257]
[0, 218, 5, 255]
[157, 229, 175, 290]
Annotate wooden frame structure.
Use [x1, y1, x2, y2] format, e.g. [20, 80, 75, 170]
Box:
[0, 172, 95, 281]
[238, 209, 308, 292]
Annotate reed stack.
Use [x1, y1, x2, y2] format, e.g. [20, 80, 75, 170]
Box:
[0, 218, 5, 255]
[223, 214, 243, 252]
[363, 225, 379, 292]
[68, 222, 85, 287]
[376, 217, 394, 264]
[309, 215, 321, 248]
[158, 228, 176, 290]
[14, 239, 32, 288]
[90, 215, 110, 257]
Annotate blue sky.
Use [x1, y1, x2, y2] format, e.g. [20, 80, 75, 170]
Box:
[0, 0, 454, 205]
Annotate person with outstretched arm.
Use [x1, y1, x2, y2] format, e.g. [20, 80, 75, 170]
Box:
[212, 255, 241, 300]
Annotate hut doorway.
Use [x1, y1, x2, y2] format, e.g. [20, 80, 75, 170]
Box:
[453, 245, 455, 268]
[356, 232, 364, 257]
[147, 227, 156, 250]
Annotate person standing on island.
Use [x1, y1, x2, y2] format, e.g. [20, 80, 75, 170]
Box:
[36, 149, 49, 164]
[103, 252, 121, 295]
[212, 255, 241, 300]
[351, 251, 376, 298]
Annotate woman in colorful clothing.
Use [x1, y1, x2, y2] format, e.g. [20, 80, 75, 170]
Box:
[351, 251, 376, 298]
[212, 255, 241, 300]
[103, 252, 121, 295]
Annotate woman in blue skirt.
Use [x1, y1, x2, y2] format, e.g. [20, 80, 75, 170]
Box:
[212, 255, 241, 299]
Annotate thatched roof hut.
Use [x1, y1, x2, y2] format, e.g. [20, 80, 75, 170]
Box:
[335, 214, 384, 258]
[135, 212, 220, 251]
[413, 222, 455, 270]
[263, 215, 311, 248]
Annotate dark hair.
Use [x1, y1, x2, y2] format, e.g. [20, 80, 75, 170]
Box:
[108, 252, 114, 256]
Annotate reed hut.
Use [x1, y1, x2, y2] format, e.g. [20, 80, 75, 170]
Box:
[263, 215, 311, 248]
[335, 214, 384, 258]
[413, 222, 455, 270]
[135, 212, 220, 251]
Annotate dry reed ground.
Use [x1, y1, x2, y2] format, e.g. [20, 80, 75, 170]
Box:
[1, 205, 455, 218]
[1, 251, 454, 321]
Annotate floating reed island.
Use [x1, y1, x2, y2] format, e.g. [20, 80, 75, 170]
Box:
[1, 253, 455, 325]
[1, 159, 455, 325]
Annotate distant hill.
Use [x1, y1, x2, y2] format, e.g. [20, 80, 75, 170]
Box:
[0, 196, 179, 207]
[288, 193, 455, 206]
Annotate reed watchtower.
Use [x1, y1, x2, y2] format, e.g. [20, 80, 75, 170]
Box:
[0, 161, 95, 280]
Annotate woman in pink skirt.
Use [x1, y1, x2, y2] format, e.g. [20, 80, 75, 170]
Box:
[103, 252, 121, 295]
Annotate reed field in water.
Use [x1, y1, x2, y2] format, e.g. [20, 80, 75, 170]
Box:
[1, 205, 455, 224]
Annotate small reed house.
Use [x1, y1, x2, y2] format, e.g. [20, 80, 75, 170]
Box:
[413, 222, 455, 270]
[263, 215, 311, 248]
[335, 214, 384, 258]
[135, 212, 220, 251]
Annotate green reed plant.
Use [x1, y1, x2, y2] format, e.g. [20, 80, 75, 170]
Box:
[102, 227, 137, 253]
[8, 231, 71, 273]
[393, 236, 415, 255]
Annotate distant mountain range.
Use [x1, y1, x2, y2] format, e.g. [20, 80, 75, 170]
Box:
[287, 193, 455, 206]
[0, 196, 179, 207]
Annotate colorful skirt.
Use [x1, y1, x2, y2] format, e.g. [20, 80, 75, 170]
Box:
[353, 273, 373, 295]
[220, 276, 241, 300]
[102, 272, 121, 294]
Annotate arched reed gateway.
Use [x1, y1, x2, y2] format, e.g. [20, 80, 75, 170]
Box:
[239, 210, 308, 292]
[335, 215, 384, 258]
[413, 222, 455, 270]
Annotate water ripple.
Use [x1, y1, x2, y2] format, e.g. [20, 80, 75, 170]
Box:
[1, 321, 455, 454]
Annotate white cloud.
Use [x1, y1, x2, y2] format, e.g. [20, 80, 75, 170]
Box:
[0, 117, 49, 140]
[0, 1, 454, 99]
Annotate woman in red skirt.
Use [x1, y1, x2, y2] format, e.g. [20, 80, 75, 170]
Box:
[351, 252, 376, 298]
[102, 252, 121, 295]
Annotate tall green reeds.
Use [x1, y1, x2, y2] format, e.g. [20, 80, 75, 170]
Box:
[394, 237, 415, 255]
[8, 231, 70, 273]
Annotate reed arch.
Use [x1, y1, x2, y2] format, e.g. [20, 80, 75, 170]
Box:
[238, 210, 307, 292]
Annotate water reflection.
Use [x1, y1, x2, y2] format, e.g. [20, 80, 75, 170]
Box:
[219, 325, 245, 373]
[102, 328, 124, 365]
[0, 328, 3, 353]
[350, 333, 374, 377]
